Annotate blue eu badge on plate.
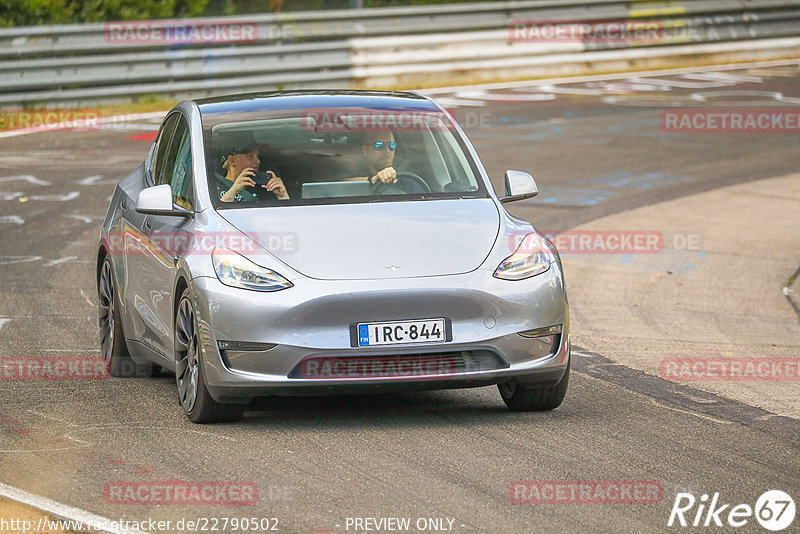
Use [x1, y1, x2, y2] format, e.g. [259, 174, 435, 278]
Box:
[358, 324, 370, 346]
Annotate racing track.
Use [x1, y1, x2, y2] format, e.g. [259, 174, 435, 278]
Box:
[0, 61, 799, 533]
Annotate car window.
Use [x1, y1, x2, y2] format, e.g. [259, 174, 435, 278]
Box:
[204, 110, 487, 209]
[152, 113, 180, 186]
[157, 116, 194, 210]
[169, 127, 194, 210]
[432, 128, 473, 187]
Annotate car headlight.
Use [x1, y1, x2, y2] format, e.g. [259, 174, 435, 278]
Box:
[494, 232, 556, 280]
[212, 247, 293, 292]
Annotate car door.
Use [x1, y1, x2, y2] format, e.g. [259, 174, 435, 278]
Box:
[137, 113, 197, 360]
[121, 113, 179, 347]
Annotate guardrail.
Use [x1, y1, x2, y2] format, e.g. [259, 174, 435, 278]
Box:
[1, 0, 799, 105]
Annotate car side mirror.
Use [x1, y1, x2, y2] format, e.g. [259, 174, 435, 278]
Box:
[500, 170, 538, 203]
[135, 184, 193, 218]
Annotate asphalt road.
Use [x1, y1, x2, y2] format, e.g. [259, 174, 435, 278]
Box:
[0, 61, 799, 534]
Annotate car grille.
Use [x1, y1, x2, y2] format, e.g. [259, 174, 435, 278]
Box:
[288, 350, 508, 380]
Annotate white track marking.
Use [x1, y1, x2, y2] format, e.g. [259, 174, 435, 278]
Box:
[455, 90, 556, 102]
[0, 318, 11, 331]
[76, 175, 117, 186]
[81, 288, 98, 309]
[648, 398, 733, 425]
[43, 256, 77, 267]
[0, 481, 151, 534]
[433, 97, 488, 108]
[527, 84, 613, 95]
[0, 175, 52, 186]
[0, 111, 166, 139]
[66, 424, 238, 442]
[0, 255, 42, 265]
[26, 409, 78, 426]
[690, 89, 800, 104]
[686, 71, 763, 83]
[0, 215, 24, 224]
[0, 192, 23, 201]
[420, 58, 800, 94]
[623, 76, 736, 89]
[29, 192, 80, 201]
[76, 175, 104, 185]
[608, 75, 737, 91]
[601, 95, 691, 107]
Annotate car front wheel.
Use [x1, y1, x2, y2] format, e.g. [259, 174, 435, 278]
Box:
[175, 288, 244, 424]
[498, 360, 570, 411]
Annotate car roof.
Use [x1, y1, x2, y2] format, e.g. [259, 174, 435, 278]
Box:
[195, 90, 440, 116]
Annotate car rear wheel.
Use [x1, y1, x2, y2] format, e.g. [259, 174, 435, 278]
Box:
[175, 288, 244, 424]
[498, 360, 570, 411]
[98, 257, 157, 378]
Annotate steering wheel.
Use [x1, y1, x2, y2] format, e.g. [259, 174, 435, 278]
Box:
[372, 171, 431, 195]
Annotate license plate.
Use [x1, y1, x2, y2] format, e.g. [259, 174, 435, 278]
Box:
[357, 318, 447, 347]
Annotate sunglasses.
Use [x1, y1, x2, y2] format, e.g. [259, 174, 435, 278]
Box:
[370, 141, 397, 151]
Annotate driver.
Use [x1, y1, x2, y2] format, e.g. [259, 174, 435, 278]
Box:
[216, 134, 289, 203]
[347, 130, 399, 186]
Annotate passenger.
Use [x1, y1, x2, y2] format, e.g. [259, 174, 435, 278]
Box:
[216, 135, 289, 203]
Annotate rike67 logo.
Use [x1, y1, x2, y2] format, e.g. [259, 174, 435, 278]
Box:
[668, 490, 795, 531]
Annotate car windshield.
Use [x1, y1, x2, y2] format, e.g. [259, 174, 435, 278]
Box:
[203, 107, 488, 208]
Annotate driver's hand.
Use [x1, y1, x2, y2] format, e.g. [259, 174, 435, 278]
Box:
[261, 171, 289, 200]
[370, 167, 397, 185]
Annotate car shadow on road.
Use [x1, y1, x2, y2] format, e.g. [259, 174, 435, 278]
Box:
[141, 369, 587, 429]
[228, 388, 581, 430]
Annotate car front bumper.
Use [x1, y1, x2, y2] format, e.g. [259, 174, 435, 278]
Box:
[189, 267, 569, 402]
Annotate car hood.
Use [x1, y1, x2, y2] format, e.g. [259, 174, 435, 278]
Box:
[217, 199, 501, 280]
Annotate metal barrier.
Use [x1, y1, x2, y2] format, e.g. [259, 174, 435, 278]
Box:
[1, 0, 799, 105]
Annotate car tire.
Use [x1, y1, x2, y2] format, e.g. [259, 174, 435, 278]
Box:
[498, 359, 570, 411]
[98, 257, 158, 378]
[175, 288, 245, 424]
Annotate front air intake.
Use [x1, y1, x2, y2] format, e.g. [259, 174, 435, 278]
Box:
[289, 350, 508, 379]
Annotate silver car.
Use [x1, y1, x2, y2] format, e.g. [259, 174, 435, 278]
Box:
[97, 90, 570, 423]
